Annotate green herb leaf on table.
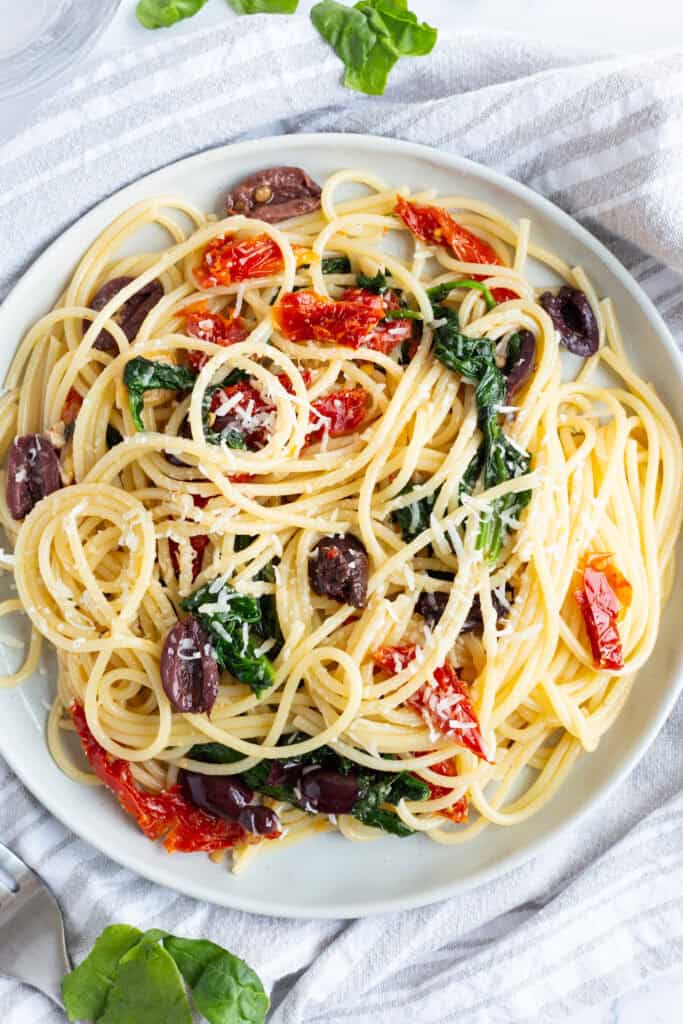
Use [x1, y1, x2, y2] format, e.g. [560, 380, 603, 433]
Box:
[136, 0, 209, 30]
[98, 936, 191, 1024]
[123, 357, 196, 432]
[228, 0, 299, 12]
[311, 0, 438, 96]
[62, 926, 268, 1024]
[164, 937, 269, 1024]
[62, 924, 144, 1022]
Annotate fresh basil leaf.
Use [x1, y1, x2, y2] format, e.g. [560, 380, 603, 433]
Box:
[358, 0, 437, 56]
[356, 269, 387, 293]
[321, 255, 352, 274]
[164, 937, 269, 1024]
[344, 38, 397, 95]
[99, 936, 192, 1024]
[136, 0, 209, 30]
[123, 357, 196, 432]
[311, 1, 377, 72]
[62, 925, 143, 1022]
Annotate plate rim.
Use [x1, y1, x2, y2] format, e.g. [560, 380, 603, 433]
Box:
[0, 131, 681, 919]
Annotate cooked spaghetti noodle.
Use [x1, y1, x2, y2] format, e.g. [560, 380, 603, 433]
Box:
[0, 167, 680, 873]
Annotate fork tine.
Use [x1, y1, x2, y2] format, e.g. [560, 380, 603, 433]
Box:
[0, 842, 32, 885]
[0, 841, 72, 1008]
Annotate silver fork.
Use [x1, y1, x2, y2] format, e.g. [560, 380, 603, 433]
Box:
[0, 841, 71, 1010]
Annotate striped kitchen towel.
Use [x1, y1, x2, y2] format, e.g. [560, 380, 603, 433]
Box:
[0, 17, 682, 1024]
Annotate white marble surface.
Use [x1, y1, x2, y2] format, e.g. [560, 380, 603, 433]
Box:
[2, 2, 683, 1020]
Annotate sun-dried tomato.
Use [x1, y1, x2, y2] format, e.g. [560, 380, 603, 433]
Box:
[306, 387, 369, 445]
[373, 644, 489, 761]
[69, 702, 261, 852]
[424, 756, 469, 823]
[185, 308, 249, 372]
[195, 235, 285, 288]
[395, 196, 517, 304]
[62, 387, 83, 426]
[575, 554, 630, 670]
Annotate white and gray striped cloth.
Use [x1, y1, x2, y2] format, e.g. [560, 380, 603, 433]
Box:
[1, 18, 682, 1024]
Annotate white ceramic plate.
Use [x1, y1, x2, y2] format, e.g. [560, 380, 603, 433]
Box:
[0, 134, 681, 919]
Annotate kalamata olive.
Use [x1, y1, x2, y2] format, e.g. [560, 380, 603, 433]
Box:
[505, 329, 537, 396]
[298, 768, 360, 814]
[309, 534, 369, 609]
[180, 769, 253, 818]
[164, 417, 193, 468]
[6, 434, 61, 520]
[161, 616, 218, 714]
[539, 287, 599, 357]
[416, 586, 513, 633]
[87, 276, 164, 353]
[265, 760, 303, 789]
[415, 590, 449, 628]
[225, 167, 322, 223]
[238, 805, 280, 836]
[179, 770, 280, 836]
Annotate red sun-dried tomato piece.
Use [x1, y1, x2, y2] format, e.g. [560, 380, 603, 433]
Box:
[395, 196, 517, 304]
[69, 702, 260, 852]
[373, 643, 489, 761]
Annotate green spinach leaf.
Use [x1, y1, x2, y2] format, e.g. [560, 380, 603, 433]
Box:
[356, 268, 387, 293]
[321, 255, 352, 274]
[136, 0, 209, 29]
[123, 357, 196, 432]
[432, 307, 531, 562]
[181, 576, 278, 696]
[62, 925, 143, 1022]
[163, 937, 269, 1024]
[391, 481, 440, 543]
[99, 937, 191, 1024]
[427, 279, 496, 310]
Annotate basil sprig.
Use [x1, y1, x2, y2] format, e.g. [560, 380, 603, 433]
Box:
[311, 0, 437, 95]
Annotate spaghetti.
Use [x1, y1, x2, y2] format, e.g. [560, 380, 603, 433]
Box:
[0, 167, 680, 873]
